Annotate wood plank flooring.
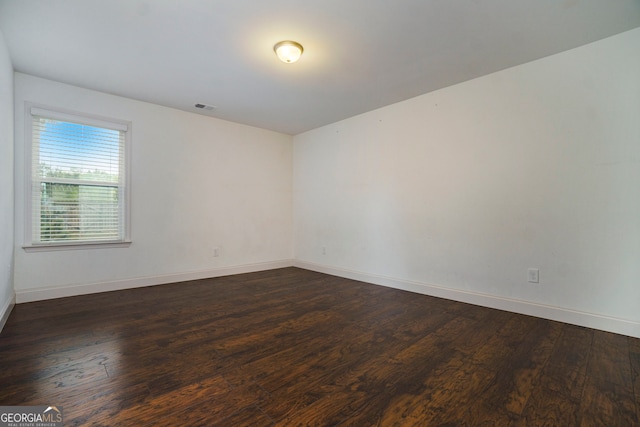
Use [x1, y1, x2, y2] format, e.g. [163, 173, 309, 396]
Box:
[1, 267, 638, 426]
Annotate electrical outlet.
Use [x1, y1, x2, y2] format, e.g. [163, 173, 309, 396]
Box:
[528, 268, 539, 283]
[322, 246, 326, 255]
[213, 247, 220, 258]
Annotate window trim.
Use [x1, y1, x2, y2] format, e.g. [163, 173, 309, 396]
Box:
[23, 102, 132, 251]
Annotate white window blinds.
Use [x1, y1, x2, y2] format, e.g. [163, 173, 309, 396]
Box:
[29, 106, 130, 246]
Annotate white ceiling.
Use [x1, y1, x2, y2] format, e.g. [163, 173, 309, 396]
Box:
[1, 0, 639, 135]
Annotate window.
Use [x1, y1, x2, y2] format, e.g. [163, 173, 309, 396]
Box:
[26, 105, 131, 249]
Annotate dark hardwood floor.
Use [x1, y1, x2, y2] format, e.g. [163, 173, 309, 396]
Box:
[1, 267, 638, 426]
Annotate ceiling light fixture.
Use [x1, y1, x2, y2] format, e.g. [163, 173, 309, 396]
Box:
[274, 40, 303, 64]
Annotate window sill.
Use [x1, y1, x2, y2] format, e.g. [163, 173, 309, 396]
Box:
[23, 241, 132, 252]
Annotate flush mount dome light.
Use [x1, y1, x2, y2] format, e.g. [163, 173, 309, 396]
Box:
[274, 40, 303, 63]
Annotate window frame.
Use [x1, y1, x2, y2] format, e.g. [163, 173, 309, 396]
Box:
[23, 103, 132, 251]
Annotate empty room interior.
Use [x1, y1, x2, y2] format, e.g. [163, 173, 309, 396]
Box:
[1, 1, 640, 425]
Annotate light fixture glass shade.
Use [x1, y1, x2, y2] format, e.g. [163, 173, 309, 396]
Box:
[274, 41, 303, 63]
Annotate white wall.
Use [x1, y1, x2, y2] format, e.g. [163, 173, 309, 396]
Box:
[294, 28, 640, 337]
[0, 29, 14, 330]
[14, 73, 293, 301]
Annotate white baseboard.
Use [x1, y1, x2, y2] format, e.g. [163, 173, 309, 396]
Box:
[0, 292, 15, 333]
[294, 260, 640, 339]
[16, 259, 295, 303]
[13, 259, 640, 339]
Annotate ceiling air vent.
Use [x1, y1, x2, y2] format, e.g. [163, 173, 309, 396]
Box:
[194, 103, 216, 111]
